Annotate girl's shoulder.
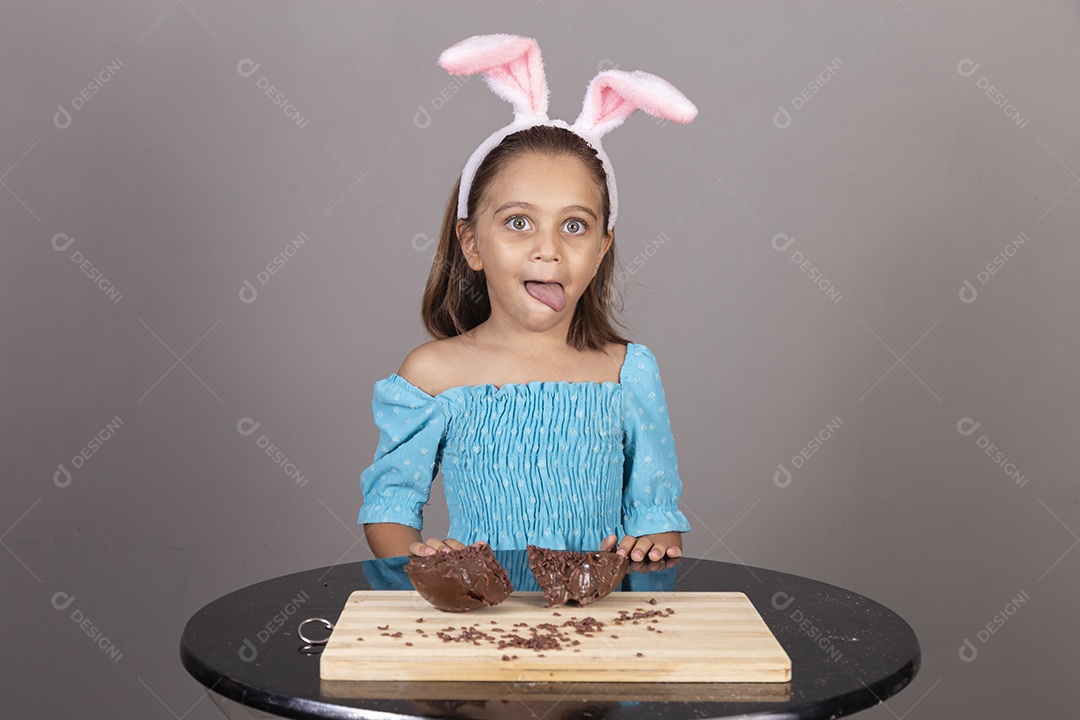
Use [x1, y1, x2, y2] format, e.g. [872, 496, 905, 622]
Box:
[396, 338, 634, 397]
[395, 337, 464, 398]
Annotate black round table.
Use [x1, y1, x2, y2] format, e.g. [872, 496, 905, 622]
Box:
[180, 553, 919, 719]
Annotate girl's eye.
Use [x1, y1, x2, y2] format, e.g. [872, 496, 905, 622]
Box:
[507, 215, 531, 231]
[563, 218, 587, 235]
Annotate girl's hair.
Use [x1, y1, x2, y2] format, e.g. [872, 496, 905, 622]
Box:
[421, 125, 630, 352]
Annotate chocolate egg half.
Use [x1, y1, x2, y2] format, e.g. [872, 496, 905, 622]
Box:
[526, 545, 629, 607]
[404, 543, 513, 612]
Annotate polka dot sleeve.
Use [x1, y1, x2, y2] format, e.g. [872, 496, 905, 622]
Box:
[357, 375, 447, 531]
[620, 345, 691, 537]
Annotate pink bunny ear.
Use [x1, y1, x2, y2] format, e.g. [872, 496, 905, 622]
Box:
[572, 69, 697, 137]
[438, 34, 549, 121]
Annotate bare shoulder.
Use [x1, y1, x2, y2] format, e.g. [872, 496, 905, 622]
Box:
[396, 337, 466, 396]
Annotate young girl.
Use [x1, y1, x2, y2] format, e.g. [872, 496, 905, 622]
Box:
[358, 33, 697, 572]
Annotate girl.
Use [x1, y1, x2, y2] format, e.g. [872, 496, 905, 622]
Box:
[358, 33, 697, 570]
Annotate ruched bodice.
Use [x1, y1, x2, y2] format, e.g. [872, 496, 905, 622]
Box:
[358, 343, 690, 553]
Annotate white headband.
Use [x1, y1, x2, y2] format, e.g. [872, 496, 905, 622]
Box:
[438, 34, 698, 234]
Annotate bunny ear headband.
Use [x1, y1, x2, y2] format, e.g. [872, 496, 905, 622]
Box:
[438, 33, 698, 233]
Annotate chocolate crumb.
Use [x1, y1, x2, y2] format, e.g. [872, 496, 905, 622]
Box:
[356, 637, 363, 641]
[636, 652, 644, 657]
[377, 625, 389, 631]
[610, 635, 619, 639]
[415, 618, 424, 623]
[648, 598, 658, 605]
[552, 612, 562, 616]
[405, 642, 413, 646]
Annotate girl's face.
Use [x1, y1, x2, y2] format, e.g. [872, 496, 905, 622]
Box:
[458, 152, 613, 335]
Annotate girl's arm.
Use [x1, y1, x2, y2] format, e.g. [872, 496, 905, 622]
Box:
[363, 523, 423, 558]
[363, 523, 475, 559]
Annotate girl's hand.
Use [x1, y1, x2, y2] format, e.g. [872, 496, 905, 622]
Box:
[601, 532, 683, 563]
[408, 537, 484, 557]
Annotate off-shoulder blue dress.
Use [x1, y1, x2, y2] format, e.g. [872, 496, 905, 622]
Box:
[357, 342, 691, 557]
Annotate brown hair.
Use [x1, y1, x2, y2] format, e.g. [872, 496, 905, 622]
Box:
[421, 125, 630, 351]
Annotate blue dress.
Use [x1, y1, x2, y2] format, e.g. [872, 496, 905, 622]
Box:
[357, 342, 691, 555]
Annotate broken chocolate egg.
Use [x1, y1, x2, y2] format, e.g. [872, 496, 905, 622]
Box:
[404, 544, 513, 612]
[526, 545, 629, 607]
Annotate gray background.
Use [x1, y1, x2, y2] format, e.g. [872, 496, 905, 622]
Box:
[3, 1, 1077, 717]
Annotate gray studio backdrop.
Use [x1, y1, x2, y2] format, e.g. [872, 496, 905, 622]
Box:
[3, 1, 1077, 717]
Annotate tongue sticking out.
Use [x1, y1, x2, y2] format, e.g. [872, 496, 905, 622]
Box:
[524, 281, 567, 312]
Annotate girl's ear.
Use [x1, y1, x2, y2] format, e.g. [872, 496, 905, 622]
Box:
[457, 219, 482, 271]
[595, 230, 614, 275]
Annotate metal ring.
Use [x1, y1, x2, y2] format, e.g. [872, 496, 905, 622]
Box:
[297, 617, 334, 645]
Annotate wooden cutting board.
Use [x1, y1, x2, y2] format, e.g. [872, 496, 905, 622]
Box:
[321, 591, 790, 683]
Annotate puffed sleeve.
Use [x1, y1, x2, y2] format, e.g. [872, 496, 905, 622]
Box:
[357, 374, 447, 530]
[621, 344, 692, 536]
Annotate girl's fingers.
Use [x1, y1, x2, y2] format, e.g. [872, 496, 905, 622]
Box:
[630, 538, 655, 562]
[409, 541, 437, 556]
[443, 538, 467, 552]
[601, 534, 618, 552]
[425, 536, 450, 554]
[617, 535, 637, 557]
[667, 546, 682, 558]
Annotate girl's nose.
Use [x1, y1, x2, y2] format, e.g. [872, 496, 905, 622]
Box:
[532, 228, 562, 261]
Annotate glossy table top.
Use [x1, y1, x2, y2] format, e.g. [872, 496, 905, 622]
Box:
[180, 552, 919, 719]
